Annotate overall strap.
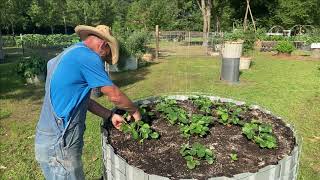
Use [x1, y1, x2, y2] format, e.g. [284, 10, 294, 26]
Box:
[46, 44, 86, 134]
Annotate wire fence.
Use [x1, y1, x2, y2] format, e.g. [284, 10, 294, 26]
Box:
[150, 31, 224, 58]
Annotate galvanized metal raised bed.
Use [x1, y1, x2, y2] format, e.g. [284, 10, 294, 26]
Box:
[101, 95, 301, 180]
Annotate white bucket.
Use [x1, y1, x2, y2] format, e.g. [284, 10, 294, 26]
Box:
[239, 57, 252, 70]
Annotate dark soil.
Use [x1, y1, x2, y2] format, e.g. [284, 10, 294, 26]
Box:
[105, 100, 296, 180]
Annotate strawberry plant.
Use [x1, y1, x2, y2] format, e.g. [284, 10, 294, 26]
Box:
[230, 152, 238, 162]
[189, 96, 213, 113]
[120, 120, 159, 143]
[156, 98, 188, 125]
[242, 120, 277, 149]
[120, 104, 159, 143]
[215, 102, 246, 126]
[180, 143, 215, 169]
[216, 106, 243, 126]
[180, 114, 213, 138]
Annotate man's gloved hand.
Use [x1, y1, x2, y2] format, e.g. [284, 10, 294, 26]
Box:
[111, 113, 125, 129]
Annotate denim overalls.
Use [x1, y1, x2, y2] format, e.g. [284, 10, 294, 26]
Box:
[35, 44, 90, 180]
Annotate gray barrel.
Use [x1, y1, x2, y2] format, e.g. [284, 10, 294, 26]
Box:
[221, 41, 243, 83]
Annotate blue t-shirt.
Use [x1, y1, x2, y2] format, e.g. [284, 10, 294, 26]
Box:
[50, 42, 113, 126]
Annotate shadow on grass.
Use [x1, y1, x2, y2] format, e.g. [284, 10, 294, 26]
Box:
[1, 47, 160, 102]
[0, 60, 44, 102]
[111, 63, 157, 88]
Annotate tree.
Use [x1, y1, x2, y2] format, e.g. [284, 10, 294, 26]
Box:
[175, 0, 202, 31]
[273, 0, 319, 28]
[0, 0, 27, 35]
[126, 0, 151, 30]
[196, 0, 212, 46]
[0, 30, 4, 62]
[27, 0, 44, 31]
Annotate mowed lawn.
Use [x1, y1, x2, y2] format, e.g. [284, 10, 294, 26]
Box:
[0, 48, 319, 179]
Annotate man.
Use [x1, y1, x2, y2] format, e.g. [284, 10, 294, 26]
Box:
[34, 25, 141, 179]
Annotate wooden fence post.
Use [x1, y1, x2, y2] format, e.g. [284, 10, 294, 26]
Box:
[155, 25, 159, 60]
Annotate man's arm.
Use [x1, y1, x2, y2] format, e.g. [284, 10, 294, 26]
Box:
[100, 85, 141, 120]
[88, 98, 113, 119]
[88, 98, 125, 129]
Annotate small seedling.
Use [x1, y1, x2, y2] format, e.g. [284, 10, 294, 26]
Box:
[230, 152, 238, 162]
[180, 142, 215, 169]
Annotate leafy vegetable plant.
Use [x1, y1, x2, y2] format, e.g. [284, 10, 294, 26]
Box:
[155, 98, 188, 125]
[120, 104, 159, 143]
[189, 96, 213, 113]
[242, 120, 277, 149]
[120, 120, 159, 143]
[180, 114, 213, 138]
[180, 143, 215, 169]
[216, 105, 244, 126]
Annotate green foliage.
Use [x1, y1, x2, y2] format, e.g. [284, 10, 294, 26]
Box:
[15, 34, 80, 48]
[16, 54, 46, 79]
[125, 30, 151, 56]
[215, 103, 245, 126]
[243, 29, 256, 55]
[230, 152, 238, 162]
[156, 97, 213, 138]
[2, 36, 16, 47]
[155, 98, 188, 125]
[224, 29, 245, 42]
[120, 120, 159, 143]
[180, 114, 213, 138]
[189, 96, 213, 114]
[242, 120, 277, 149]
[294, 29, 320, 44]
[180, 143, 215, 169]
[120, 104, 159, 143]
[274, 41, 295, 54]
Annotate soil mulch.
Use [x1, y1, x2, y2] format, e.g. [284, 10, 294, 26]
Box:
[105, 100, 296, 180]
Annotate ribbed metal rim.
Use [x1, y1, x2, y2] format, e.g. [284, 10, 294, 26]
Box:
[101, 95, 301, 180]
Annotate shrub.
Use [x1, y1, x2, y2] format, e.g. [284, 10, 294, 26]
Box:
[2, 36, 17, 47]
[243, 29, 256, 55]
[17, 54, 46, 79]
[274, 41, 295, 54]
[15, 34, 80, 48]
[117, 30, 151, 69]
[223, 29, 244, 42]
[125, 30, 151, 56]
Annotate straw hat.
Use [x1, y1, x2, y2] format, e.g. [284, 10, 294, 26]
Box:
[75, 25, 119, 64]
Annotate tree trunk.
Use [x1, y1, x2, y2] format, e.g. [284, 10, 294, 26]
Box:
[11, 22, 15, 36]
[216, 15, 220, 32]
[63, 15, 67, 34]
[197, 0, 212, 47]
[0, 30, 4, 62]
[50, 25, 54, 34]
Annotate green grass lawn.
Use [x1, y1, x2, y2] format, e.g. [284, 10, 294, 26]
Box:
[0, 49, 319, 179]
